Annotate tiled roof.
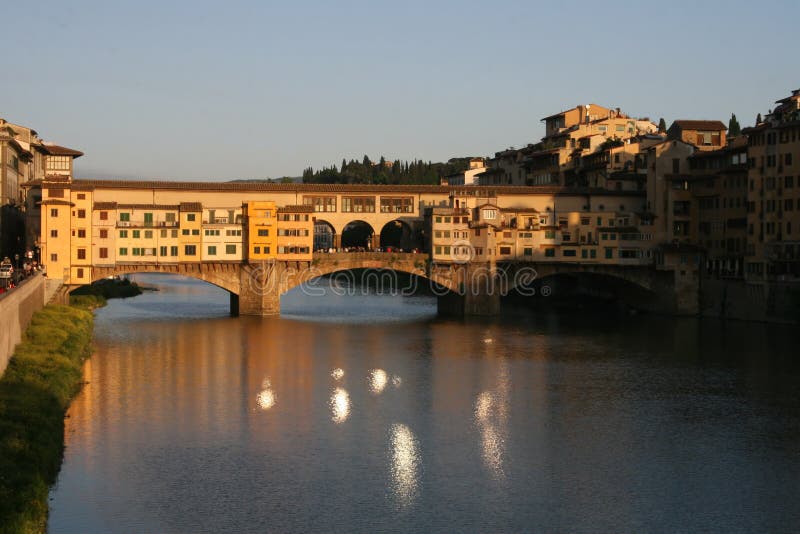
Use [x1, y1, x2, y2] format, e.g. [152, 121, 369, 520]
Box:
[40, 144, 84, 157]
[93, 202, 118, 210]
[38, 199, 74, 206]
[65, 179, 645, 197]
[278, 204, 314, 213]
[179, 202, 202, 211]
[672, 120, 727, 131]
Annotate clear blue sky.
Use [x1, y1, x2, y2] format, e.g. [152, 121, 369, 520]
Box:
[2, 0, 797, 181]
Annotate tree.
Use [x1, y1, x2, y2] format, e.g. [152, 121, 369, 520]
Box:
[756, 113, 762, 125]
[728, 113, 741, 137]
[658, 118, 667, 133]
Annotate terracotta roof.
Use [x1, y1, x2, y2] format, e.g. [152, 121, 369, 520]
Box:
[117, 204, 180, 210]
[500, 207, 539, 213]
[68, 179, 645, 197]
[43, 175, 72, 182]
[278, 204, 314, 213]
[38, 199, 74, 206]
[179, 202, 202, 211]
[93, 202, 118, 210]
[40, 144, 84, 157]
[672, 120, 727, 131]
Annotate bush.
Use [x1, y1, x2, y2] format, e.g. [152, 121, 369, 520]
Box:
[0, 304, 95, 533]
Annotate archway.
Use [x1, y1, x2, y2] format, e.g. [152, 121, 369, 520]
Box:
[379, 219, 420, 252]
[341, 220, 376, 250]
[313, 219, 335, 252]
[507, 270, 658, 313]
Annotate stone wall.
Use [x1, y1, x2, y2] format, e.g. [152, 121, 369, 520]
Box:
[700, 277, 800, 323]
[0, 274, 45, 376]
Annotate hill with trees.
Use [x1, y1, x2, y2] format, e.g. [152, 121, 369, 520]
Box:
[301, 155, 472, 185]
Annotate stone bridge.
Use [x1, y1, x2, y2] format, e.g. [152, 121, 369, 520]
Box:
[87, 253, 696, 316]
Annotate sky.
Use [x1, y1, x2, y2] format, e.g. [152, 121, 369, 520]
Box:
[2, 0, 798, 181]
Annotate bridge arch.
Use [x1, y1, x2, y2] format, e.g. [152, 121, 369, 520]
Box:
[90, 263, 242, 295]
[341, 220, 376, 250]
[282, 254, 458, 295]
[379, 219, 421, 252]
[313, 218, 336, 251]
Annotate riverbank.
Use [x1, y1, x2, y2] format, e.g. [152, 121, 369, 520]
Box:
[70, 277, 142, 300]
[0, 299, 101, 533]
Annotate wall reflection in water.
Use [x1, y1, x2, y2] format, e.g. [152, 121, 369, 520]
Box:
[48, 275, 800, 533]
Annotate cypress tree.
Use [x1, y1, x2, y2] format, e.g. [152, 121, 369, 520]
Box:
[658, 118, 667, 133]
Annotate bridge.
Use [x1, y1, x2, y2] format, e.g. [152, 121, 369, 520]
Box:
[87, 252, 690, 316]
[31, 177, 701, 316]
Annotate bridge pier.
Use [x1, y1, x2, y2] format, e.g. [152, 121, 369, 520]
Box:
[436, 264, 501, 317]
[237, 262, 282, 316]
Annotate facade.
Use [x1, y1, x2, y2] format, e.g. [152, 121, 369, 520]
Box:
[744, 89, 800, 280]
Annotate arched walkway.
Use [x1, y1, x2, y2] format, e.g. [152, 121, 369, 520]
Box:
[313, 219, 336, 252]
[379, 219, 421, 252]
[341, 220, 376, 250]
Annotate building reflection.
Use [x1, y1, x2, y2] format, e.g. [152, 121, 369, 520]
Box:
[368, 368, 388, 394]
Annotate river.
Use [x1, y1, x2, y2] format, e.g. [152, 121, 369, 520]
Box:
[48, 274, 800, 532]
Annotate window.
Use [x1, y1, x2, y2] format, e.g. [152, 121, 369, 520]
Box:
[182, 229, 190, 235]
[207, 246, 217, 256]
[563, 249, 577, 257]
[50, 229, 58, 238]
[254, 246, 261, 254]
[77, 229, 86, 238]
[590, 249, 597, 258]
[160, 246, 168, 256]
[171, 230, 178, 238]
[258, 229, 269, 236]
[132, 230, 140, 239]
[380, 197, 413, 213]
[99, 229, 108, 239]
[342, 196, 376, 213]
[184, 245, 197, 256]
[166, 213, 176, 223]
[170, 246, 179, 256]
[499, 246, 512, 255]
[50, 208, 58, 217]
[76, 268, 84, 278]
[119, 230, 128, 238]
[77, 249, 86, 260]
[144, 213, 153, 226]
[99, 211, 108, 220]
[672, 158, 680, 174]
[544, 248, 555, 257]
[75, 209, 86, 218]
[144, 230, 153, 239]
[186, 213, 196, 222]
[482, 209, 497, 220]
[226, 244, 236, 254]
[605, 248, 613, 259]
[545, 230, 555, 239]
[524, 247, 533, 256]
[303, 196, 337, 212]
[192, 229, 200, 235]
[161, 230, 167, 238]
[120, 213, 130, 222]
[99, 248, 108, 259]
[119, 248, 128, 256]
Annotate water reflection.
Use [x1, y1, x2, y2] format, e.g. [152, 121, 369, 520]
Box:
[474, 359, 510, 480]
[256, 378, 276, 410]
[330, 387, 350, 424]
[331, 368, 344, 381]
[368, 369, 388, 394]
[391, 375, 402, 388]
[390, 423, 419, 508]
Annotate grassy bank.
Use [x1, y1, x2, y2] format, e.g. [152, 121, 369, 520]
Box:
[0, 301, 98, 533]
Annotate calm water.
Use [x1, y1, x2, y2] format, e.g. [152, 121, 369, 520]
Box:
[49, 274, 800, 533]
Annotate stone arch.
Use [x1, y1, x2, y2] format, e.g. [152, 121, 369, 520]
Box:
[282, 255, 459, 294]
[340, 220, 376, 250]
[312, 218, 336, 252]
[502, 264, 666, 311]
[90, 263, 242, 295]
[379, 219, 420, 252]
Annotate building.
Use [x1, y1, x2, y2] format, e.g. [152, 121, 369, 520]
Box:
[744, 89, 800, 280]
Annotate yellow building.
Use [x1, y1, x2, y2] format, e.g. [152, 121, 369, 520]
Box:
[245, 200, 277, 261]
[276, 205, 314, 261]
